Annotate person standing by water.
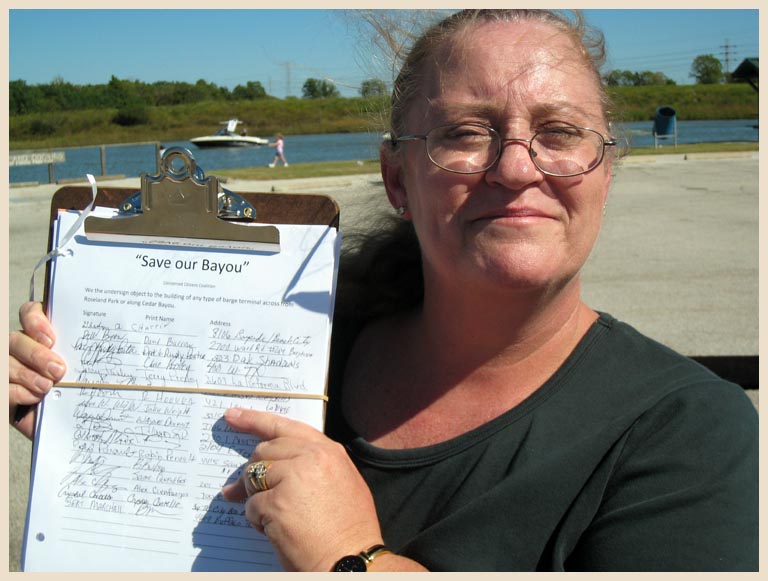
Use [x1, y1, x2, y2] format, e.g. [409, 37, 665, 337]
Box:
[268, 132, 288, 167]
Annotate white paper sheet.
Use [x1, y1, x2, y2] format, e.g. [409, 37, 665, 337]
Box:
[22, 208, 340, 572]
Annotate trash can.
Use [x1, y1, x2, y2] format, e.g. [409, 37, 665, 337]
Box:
[653, 106, 677, 147]
[653, 106, 676, 136]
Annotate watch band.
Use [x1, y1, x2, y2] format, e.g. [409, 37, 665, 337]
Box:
[332, 544, 393, 572]
[361, 544, 392, 565]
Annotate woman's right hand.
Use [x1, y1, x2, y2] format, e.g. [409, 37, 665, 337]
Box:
[9, 302, 66, 439]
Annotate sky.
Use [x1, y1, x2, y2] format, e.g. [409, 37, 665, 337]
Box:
[8, 9, 760, 98]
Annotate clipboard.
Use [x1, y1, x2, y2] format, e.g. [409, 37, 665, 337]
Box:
[43, 147, 339, 305]
[23, 148, 342, 572]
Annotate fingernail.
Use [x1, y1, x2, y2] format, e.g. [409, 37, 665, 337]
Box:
[225, 408, 242, 420]
[37, 334, 54, 348]
[34, 376, 53, 392]
[47, 362, 65, 379]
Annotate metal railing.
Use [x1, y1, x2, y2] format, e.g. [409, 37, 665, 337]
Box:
[10, 141, 163, 184]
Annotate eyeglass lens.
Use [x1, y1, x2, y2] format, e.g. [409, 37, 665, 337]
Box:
[426, 125, 604, 176]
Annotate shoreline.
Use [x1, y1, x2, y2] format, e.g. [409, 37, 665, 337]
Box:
[8, 148, 759, 189]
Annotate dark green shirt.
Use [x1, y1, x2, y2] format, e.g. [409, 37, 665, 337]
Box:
[326, 312, 758, 571]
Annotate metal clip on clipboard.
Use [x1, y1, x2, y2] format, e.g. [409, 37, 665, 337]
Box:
[83, 147, 281, 251]
[42, 149, 340, 308]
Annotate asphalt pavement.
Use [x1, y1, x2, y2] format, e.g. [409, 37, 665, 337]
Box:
[6, 151, 759, 571]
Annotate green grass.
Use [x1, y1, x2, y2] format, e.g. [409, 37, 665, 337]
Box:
[211, 159, 381, 181]
[609, 84, 758, 121]
[625, 141, 758, 156]
[9, 97, 387, 150]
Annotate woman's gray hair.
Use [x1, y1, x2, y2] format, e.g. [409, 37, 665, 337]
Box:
[362, 9, 612, 140]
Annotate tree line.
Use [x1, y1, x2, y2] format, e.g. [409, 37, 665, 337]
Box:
[10, 53, 740, 118]
[604, 54, 740, 87]
[10, 75, 388, 117]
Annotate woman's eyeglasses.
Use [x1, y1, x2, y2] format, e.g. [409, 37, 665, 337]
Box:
[392, 123, 617, 177]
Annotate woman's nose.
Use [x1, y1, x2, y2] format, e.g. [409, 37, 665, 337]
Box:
[483, 138, 544, 189]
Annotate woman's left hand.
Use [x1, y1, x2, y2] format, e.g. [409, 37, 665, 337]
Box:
[220, 408, 384, 572]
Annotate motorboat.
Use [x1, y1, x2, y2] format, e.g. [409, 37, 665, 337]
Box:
[189, 119, 269, 148]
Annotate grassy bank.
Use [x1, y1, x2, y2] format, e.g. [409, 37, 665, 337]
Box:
[9, 84, 758, 150]
[9, 97, 387, 150]
[609, 84, 758, 121]
[212, 159, 383, 181]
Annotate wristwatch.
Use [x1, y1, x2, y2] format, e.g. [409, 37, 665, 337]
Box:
[332, 544, 393, 572]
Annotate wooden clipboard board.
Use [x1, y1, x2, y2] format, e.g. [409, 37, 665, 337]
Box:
[23, 148, 341, 572]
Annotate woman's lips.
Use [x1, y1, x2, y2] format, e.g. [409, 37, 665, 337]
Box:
[474, 207, 556, 223]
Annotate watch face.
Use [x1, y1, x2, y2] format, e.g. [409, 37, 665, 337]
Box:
[334, 555, 367, 572]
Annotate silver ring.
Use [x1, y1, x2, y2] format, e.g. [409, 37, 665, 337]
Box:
[246, 461, 272, 493]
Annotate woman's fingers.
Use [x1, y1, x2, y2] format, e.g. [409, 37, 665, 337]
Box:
[220, 409, 315, 502]
[9, 380, 42, 438]
[18, 302, 56, 347]
[9, 351, 54, 438]
[9, 329, 66, 384]
[221, 437, 300, 502]
[10, 302, 64, 438]
[220, 408, 337, 503]
[223, 407, 325, 442]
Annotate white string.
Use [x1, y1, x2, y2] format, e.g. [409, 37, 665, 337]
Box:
[29, 174, 98, 302]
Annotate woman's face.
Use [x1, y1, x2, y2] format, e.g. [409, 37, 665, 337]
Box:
[383, 20, 612, 298]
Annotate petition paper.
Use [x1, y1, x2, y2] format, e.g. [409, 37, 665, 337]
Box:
[22, 208, 339, 571]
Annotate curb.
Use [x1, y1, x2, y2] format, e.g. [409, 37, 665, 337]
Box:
[619, 151, 758, 164]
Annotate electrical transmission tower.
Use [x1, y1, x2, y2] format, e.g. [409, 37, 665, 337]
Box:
[279, 61, 293, 97]
[719, 39, 737, 74]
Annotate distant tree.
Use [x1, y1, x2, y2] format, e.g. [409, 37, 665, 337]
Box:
[194, 78, 223, 101]
[360, 78, 387, 97]
[150, 81, 183, 106]
[232, 80, 267, 101]
[9, 80, 43, 115]
[603, 69, 637, 87]
[635, 71, 676, 86]
[106, 75, 139, 107]
[39, 76, 82, 110]
[10, 76, 253, 114]
[302, 78, 340, 99]
[690, 54, 723, 84]
[603, 69, 675, 86]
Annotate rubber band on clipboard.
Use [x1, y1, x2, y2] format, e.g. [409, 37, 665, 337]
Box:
[29, 174, 98, 303]
[54, 381, 329, 401]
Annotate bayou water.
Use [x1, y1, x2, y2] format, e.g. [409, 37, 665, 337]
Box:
[10, 119, 758, 184]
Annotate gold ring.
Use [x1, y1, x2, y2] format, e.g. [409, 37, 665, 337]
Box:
[246, 461, 272, 493]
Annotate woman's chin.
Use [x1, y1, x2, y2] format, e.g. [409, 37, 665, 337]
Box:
[466, 250, 579, 296]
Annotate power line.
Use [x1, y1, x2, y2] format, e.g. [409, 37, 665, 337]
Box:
[609, 42, 756, 67]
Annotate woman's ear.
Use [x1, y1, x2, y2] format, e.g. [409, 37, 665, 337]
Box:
[601, 163, 612, 208]
[380, 145, 409, 217]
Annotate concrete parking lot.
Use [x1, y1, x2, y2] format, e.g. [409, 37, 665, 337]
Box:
[7, 152, 759, 570]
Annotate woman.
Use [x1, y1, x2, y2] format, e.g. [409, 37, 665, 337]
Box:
[9, 10, 757, 571]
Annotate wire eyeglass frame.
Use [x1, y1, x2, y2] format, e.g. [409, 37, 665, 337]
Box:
[392, 123, 618, 178]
